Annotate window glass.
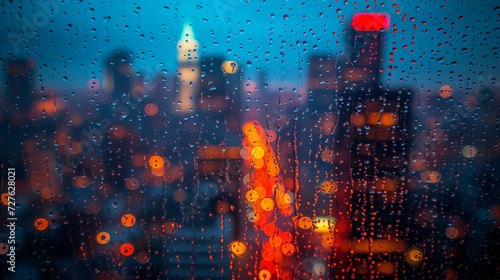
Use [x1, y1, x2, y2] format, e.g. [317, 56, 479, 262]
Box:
[0, 1, 499, 279]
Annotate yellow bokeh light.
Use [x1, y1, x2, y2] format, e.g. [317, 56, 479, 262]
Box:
[461, 145, 477, 158]
[298, 217, 313, 229]
[255, 186, 266, 198]
[321, 233, 335, 248]
[260, 198, 275, 211]
[405, 247, 423, 267]
[282, 193, 292, 204]
[252, 146, 265, 159]
[229, 241, 246, 255]
[242, 123, 257, 136]
[246, 190, 259, 202]
[313, 216, 337, 233]
[221, 61, 238, 74]
[258, 270, 271, 280]
[248, 134, 261, 145]
[252, 158, 264, 169]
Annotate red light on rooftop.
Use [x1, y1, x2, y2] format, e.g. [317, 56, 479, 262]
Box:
[351, 13, 390, 31]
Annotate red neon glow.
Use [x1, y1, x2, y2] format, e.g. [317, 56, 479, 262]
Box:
[351, 13, 390, 31]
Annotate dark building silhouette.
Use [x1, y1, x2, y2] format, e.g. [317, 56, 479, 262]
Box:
[1, 59, 35, 170]
[104, 50, 133, 101]
[102, 50, 136, 188]
[331, 13, 415, 279]
[5, 59, 35, 112]
[199, 56, 228, 145]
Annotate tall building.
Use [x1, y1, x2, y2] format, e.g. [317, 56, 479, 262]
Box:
[104, 50, 133, 101]
[332, 13, 415, 279]
[1, 59, 35, 176]
[6, 59, 35, 111]
[176, 22, 200, 115]
[198, 56, 228, 145]
[102, 50, 136, 187]
[341, 13, 388, 91]
[308, 54, 337, 113]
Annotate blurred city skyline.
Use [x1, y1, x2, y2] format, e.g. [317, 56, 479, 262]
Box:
[0, 1, 499, 279]
[0, 0, 498, 93]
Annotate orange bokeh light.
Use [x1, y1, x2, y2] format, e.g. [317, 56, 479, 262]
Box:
[144, 103, 159, 116]
[149, 156, 164, 168]
[120, 243, 134, 256]
[35, 218, 49, 231]
[121, 214, 136, 227]
[96, 232, 110, 244]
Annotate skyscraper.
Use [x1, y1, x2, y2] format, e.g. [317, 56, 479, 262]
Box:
[176, 22, 200, 115]
[332, 13, 414, 279]
[104, 50, 133, 101]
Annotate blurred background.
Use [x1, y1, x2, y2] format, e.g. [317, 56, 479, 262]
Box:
[0, 0, 499, 279]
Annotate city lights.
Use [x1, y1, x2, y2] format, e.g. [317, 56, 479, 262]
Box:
[0, 4, 497, 280]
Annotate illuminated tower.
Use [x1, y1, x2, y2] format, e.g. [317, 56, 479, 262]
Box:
[332, 13, 415, 279]
[176, 22, 200, 115]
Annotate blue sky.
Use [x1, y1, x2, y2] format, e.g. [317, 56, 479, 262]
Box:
[0, 0, 498, 96]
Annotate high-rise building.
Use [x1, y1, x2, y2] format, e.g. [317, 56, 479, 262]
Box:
[332, 13, 415, 279]
[104, 50, 133, 101]
[176, 22, 200, 115]
[1, 59, 35, 173]
[5, 59, 35, 117]
[102, 50, 136, 187]
[341, 13, 389, 91]
[198, 56, 228, 145]
[308, 54, 337, 113]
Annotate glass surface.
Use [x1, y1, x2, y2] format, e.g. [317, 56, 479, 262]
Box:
[0, 1, 499, 279]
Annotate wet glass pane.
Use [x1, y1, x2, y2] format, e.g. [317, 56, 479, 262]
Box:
[0, 1, 499, 279]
